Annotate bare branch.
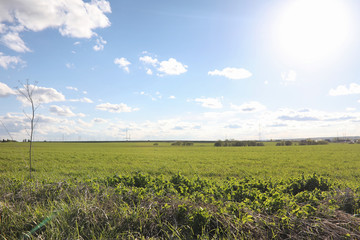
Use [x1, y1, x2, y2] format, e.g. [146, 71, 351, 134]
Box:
[0, 120, 14, 141]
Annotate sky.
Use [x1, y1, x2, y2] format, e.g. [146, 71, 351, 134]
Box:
[1, 0, 360, 141]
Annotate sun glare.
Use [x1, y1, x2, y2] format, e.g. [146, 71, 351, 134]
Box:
[274, 0, 353, 65]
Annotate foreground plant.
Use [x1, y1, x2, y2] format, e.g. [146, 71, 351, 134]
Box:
[1, 174, 360, 239]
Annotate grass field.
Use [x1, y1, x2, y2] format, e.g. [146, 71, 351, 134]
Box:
[2, 142, 360, 239]
[1, 141, 360, 186]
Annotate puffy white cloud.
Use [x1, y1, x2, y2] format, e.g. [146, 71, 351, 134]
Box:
[16, 85, 65, 105]
[0, 0, 111, 52]
[139, 56, 158, 66]
[169, 95, 176, 99]
[0, 52, 24, 69]
[329, 83, 360, 96]
[208, 67, 252, 80]
[96, 102, 139, 113]
[114, 57, 131, 72]
[93, 36, 107, 51]
[139, 55, 187, 76]
[0, 81, 16, 97]
[158, 58, 188, 76]
[281, 70, 296, 84]
[195, 97, 223, 109]
[231, 101, 266, 113]
[49, 105, 76, 117]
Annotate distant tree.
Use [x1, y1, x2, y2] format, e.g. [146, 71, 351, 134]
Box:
[171, 141, 194, 146]
[16, 80, 40, 179]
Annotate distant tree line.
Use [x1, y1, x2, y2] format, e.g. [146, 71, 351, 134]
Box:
[171, 141, 194, 146]
[2, 139, 17, 142]
[299, 139, 328, 145]
[276, 141, 293, 146]
[214, 140, 264, 147]
[275, 139, 329, 146]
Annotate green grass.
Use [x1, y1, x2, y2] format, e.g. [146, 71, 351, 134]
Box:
[2, 142, 360, 239]
[1, 142, 360, 187]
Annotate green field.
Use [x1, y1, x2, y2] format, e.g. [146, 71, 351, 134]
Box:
[2, 142, 360, 239]
[1, 142, 360, 186]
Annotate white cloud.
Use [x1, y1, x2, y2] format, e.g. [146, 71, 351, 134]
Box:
[329, 83, 360, 96]
[0, 0, 111, 52]
[69, 97, 93, 103]
[93, 118, 108, 123]
[208, 67, 252, 80]
[16, 85, 65, 105]
[169, 95, 176, 99]
[73, 41, 81, 45]
[0, 52, 24, 69]
[1, 31, 30, 52]
[139, 56, 158, 66]
[146, 69, 153, 75]
[195, 97, 223, 109]
[139, 55, 187, 76]
[49, 105, 76, 117]
[93, 36, 107, 51]
[158, 58, 188, 75]
[346, 107, 356, 112]
[80, 97, 93, 103]
[137, 91, 162, 101]
[77, 119, 93, 128]
[0, 23, 7, 33]
[66, 86, 78, 91]
[114, 57, 131, 72]
[0, 81, 16, 97]
[281, 70, 296, 84]
[96, 102, 139, 113]
[65, 63, 75, 69]
[231, 101, 266, 113]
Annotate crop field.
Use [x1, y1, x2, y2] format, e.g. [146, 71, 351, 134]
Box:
[1, 142, 360, 186]
[2, 142, 360, 239]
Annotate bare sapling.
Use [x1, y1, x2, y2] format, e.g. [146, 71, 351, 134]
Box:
[16, 80, 40, 179]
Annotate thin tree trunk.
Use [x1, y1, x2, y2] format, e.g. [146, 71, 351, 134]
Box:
[29, 99, 34, 179]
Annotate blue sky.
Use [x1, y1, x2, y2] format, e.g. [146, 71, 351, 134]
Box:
[1, 0, 360, 141]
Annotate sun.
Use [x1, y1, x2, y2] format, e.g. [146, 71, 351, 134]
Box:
[273, 0, 353, 65]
